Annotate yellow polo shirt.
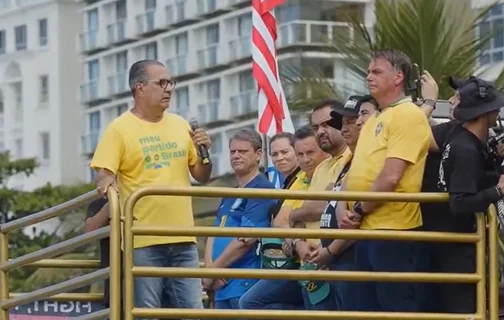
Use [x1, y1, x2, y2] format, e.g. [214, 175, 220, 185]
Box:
[345, 100, 431, 230]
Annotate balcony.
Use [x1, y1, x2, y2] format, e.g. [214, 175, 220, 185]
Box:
[229, 36, 251, 61]
[197, 44, 227, 70]
[198, 101, 219, 124]
[195, 0, 231, 17]
[80, 80, 106, 104]
[0, 114, 3, 127]
[166, 0, 199, 26]
[277, 20, 353, 48]
[210, 153, 227, 178]
[81, 131, 100, 155]
[106, 20, 127, 45]
[136, 9, 166, 36]
[79, 30, 106, 53]
[229, 91, 257, 118]
[107, 73, 128, 96]
[166, 53, 190, 77]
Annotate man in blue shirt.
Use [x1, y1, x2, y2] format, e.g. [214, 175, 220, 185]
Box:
[204, 128, 276, 309]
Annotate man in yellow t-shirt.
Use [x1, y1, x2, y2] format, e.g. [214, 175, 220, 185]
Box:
[91, 60, 212, 314]
[340, 49, 431, 312]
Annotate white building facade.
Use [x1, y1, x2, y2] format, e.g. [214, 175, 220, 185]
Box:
[79, 0, 374, 180]
[0, 0, 85, 191]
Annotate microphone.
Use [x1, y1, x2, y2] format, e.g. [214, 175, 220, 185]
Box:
[189, 119, 211, 165]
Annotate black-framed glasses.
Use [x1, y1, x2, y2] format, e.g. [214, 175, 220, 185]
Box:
[144, 79, 177, 90]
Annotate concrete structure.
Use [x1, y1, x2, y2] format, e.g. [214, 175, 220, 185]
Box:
[0, 0, 84, 191]
[78, 0, 374, 182]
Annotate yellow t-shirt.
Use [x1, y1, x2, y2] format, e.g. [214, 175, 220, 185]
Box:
[345, 100, 431, 230]
[306, 148, 353, 245]
[90, 111, 198, 249]
[282, 171, 310, 211]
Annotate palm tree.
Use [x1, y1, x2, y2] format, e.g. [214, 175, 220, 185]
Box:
[282, 0, 504, 108]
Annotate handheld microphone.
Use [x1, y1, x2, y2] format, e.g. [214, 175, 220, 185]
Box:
[189, 119, 211, 165]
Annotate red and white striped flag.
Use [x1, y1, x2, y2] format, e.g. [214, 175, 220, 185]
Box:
[252, 0, 294, 137]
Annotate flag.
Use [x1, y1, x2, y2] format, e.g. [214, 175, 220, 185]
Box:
[252, 0, 294, 137]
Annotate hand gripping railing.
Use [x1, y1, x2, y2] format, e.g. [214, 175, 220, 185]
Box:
[0, 187, 122, 320]
[123, 186, 500, 320]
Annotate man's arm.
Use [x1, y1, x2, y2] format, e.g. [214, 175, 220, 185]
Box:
[447, 144, 502, 214]
[212, 197, 275, 268]
[188, 127, 212, 183]
[85, 201, 109, 233]
[273, 205, 293, 228]
[290, 200, 326, 226]
[91, 126, 124, 196]
[360, 110, 430, 213]
[189, 161, 212, 184]
[204, 237, 214, 267]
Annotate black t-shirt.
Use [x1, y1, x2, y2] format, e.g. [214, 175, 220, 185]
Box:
[421, 120, 460, 231]
[86, 198, 121, 305]
[422, 121, 501, 232]
[320, 160, 352, 248]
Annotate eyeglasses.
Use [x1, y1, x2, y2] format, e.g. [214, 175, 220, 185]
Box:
[143, 79, 177, 90]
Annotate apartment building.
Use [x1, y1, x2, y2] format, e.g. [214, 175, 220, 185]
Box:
[79, 0, 374, 181]
[0, 0, 84, 191]
[473, 0, 504, 80]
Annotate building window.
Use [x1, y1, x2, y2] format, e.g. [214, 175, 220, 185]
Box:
[175, 87, 189, 117]
[14, 138, 23, 158]
[39, 19, 48, 46]
[12, 82, 22, 122]
[479, 3, 504, 65]
[0, 30, 5, 54]
[89, 167, 96, 182]
[145, 42, 157, 60]
[39, 75, 49, 103]
[237, 14, 252, 37]
[14, 25, 27, 51]
[40, 132, 50, 160]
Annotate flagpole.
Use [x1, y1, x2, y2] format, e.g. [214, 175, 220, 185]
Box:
[262, 133, 269, 175]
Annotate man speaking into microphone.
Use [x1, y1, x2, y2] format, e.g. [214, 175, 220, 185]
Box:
[91, 59, 212, 317]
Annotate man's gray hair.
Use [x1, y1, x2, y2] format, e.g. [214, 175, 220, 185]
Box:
[128, 59, 164, 96]
[229, 128, 263, 151]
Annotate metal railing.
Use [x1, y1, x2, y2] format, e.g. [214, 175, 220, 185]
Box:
[123, 186, 500, 320]
[0, 186, 500, 320]
[0, 188, 121, 320]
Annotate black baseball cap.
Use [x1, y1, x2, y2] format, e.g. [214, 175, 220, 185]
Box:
[327, 95, 373, 129]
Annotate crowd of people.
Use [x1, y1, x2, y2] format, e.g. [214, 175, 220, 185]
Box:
[85, 48, 504, 319]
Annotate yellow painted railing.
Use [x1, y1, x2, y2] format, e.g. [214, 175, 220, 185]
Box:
[0, 189, 121, 320]
[0, 186, 500, 320]
[122, 186, 500, 320]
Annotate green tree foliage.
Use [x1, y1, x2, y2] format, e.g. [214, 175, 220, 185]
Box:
[283, 0, 504, 108]
[0, 151, 96, 292]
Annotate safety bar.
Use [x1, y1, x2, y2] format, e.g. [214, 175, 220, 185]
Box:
[132, 308, 479, 320]
[0, 188, 121, 320]
[123, 186, 495, 320]
[1, 267, 109, 309]
[1, 226, 110, 272]
[9, 292, 104, 302]
[0, 190, 100, 233]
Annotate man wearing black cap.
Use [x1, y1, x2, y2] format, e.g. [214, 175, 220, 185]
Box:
[307, 95, 377, 311]
[431, 77, 504, 313]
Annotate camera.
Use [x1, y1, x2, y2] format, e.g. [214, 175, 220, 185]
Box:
[487, 132, 504, 171]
